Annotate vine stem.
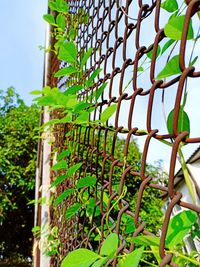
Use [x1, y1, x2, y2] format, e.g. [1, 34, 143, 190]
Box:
[144, 250, 200, 266]
[105, 187, 127, 234]
[178, 145, 196, 203]
[140, 259, 158, 267]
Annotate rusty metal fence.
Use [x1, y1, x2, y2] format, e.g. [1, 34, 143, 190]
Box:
[42, 0, 200, 266]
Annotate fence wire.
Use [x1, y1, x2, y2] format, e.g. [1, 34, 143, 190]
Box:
[47, 0, 200, 266]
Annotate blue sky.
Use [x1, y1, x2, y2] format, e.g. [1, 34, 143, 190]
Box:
[0, 0, 48, 105]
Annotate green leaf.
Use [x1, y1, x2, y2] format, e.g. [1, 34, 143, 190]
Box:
[100, 104, 117, 123]
[137, 66, 144, 72]
[76, 176, 97, 189]
[75, 111, 89, 124]
[65, 203, 82, 219]
[55, 0, 69, 13]
[189, 56, 198, 66]
[64, 95, 79, 109]
[156, 55, 181, 80]
[59, 114, 73, 123]
[48, 1, 57, 11]
[166, 210, 197, 247]
[91, 258, 107, 267]
[164, 15, 194, 40]
[118, 247, 144, 267]
[86, 68, 102, 87]
[30, 90, 42, 95]
[50, 174, 68, 188]
[93, 83, 107, 102]
[57, 149, 71, 161]
[56, 14, 65, 30]
[161, 39, 175, 55]
[147, 45, 161, 60]
[58, 42, 77, 64]
[54, 67, 78, 77]
[54, 189, 74, 206]
[61, 248, 100, 267]
[43, 14, 55, 25]
[131, 235, 160, 247]
[80, 48, 93, 69]
[167, 106, 190, 136]
[100, 233, 118, 256]
[67, 163, 82, 176]
[69, 28, 76, 40]
[161, 0, 178, 13]
[43, 119, 61, 127]
[64, 85, 83, 96]
[125, 217, 136, 234]
[52, 160, 67, 171]
[73, 102, 91, 113]
[35, 95, 56, 106]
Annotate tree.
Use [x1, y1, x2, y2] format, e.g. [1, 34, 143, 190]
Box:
[0, 87, 39, 266]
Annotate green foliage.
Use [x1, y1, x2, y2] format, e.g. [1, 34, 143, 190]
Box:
[161, 0, 178, 13]
[61, 248, 100, 267]
[161, 39, 175, 55]
[36, 1, 200, 266]
[166, 210, 197, 246]
[147, 45, 161, 60]
[156, 55, 181, 80]
[130, 210, 199, 266]
[164, 15, 194, 40]
[65, 203, 82, 219]
[61, 234, 144, 267]
[76, 176, 97, 189]
[118, 247, 144, 267]
[99, 233, 118, 256]
[167, 106, 190, 136]
[58, 42, 77, 63]
[0, 88, 39, 262]
[100, 104, 117, 123]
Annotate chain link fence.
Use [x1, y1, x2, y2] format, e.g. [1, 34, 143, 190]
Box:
[43, 1, 200, 266]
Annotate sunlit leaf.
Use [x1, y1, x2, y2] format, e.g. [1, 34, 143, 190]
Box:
[64, 85, 83, 96]
[156, 55, 180, 80]
[65, 203, 82, 219]
[30, 90, 43, 95]
[118, 247, 144, 267]
[54, 189, 74, 206]
[147, 45, 161, 59]
[86, 68, 102, 87]
[76, 176, 97, 189]
[161, 39, 175, 55]
[61, 248, 100, 267]
[43, 14, 55, 25]
[57, 149, 71, 161]
[100, 104, 117, 123]
[167, 106, 190, 136]
[164, 15, 194, 40]
[91, 258, 107, 267]
[58, 42, 77, 63]
[50, 174, 68, 188]
[161, 0, 178, 13]
[67, 163, 82, 176]
[56, 14, 65, 30]
[189, 56, 198, 66]
[166, 210, 197, 246]
[100, 233, 118, 256]
[52, 160, 67, 171]
[54, 67, 78, 77]
[80, 48, 93, 69]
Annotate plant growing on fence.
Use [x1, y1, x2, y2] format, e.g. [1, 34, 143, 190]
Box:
[32, 0, 200, 266]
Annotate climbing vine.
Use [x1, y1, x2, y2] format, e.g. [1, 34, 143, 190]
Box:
[32, 0, 200, 266]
